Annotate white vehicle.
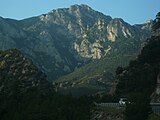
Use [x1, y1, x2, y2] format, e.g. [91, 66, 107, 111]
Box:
[119, 98, 130, 106]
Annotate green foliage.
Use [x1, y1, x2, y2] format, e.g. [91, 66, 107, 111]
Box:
[92, 94, 119, 103]
[116, 63, 156, 94]
[116, 32, 160, 120]
[116, 35, 160, 95]
[139, 36, 160, 63]
[148, 113, 160, 120]
[125, 92, 151, 120]
[0, 88, 91, 120]
[116, 66, 123, 75]
[152, 12, 160, 31]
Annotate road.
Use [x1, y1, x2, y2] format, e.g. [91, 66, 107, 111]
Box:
[94, 102, 160, 114]
[150, 103, 160, 114]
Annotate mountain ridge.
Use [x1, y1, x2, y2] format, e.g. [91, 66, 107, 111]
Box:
[0, 4, 152, 94]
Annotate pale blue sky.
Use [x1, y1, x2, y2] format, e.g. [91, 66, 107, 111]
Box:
[0, 0, 159, 24]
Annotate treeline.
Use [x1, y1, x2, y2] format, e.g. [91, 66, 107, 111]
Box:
[0, 88, 91, 120]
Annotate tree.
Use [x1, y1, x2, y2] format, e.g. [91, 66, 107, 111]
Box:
[125, 92, 151, 120]
[152, 12, 160, 31]
[116, 66, 123, 75]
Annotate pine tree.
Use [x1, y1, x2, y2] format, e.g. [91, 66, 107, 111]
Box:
[152, 12, 160, 31]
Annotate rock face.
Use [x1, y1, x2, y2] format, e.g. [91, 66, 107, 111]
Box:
[0, 49, 52, 95]
[0, 4, 152, 81]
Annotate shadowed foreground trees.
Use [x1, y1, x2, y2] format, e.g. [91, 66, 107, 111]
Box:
[116, 12, 160, 120]
[125, 93, 151, 120]
[0, 88, 91, 120]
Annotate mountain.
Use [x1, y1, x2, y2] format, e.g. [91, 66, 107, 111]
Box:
[0, 4, 152, 95]
[0, 49, 53, 95]
[0, 4, 152, 82]
[0, 16, 78, 80]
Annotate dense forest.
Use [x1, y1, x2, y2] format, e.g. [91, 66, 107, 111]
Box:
[0, 89, 91, 120]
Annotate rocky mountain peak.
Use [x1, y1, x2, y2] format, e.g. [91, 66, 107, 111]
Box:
[70, 4, 92, 11]
[40, 4, 112, 27]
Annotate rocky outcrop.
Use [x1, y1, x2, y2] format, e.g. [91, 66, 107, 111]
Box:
[0, 49, 53, 95]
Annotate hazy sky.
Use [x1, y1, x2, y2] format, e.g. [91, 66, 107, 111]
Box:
[0, 0, 159, 24]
